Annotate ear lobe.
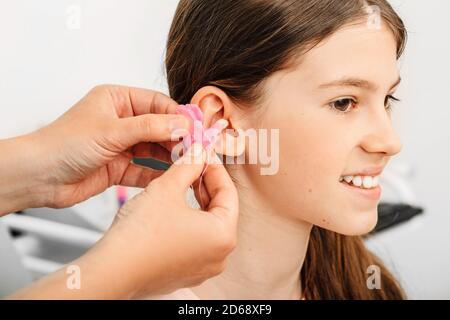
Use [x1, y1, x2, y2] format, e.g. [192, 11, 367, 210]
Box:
[213, 128, 246, 157]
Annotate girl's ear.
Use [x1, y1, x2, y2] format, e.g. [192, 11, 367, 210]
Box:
[191, 86, 246, 157]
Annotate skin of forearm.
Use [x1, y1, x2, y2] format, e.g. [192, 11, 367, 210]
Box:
[0, 134, 51, 216]
[0, 135, 163, 299]
[6, 241, 140, 299]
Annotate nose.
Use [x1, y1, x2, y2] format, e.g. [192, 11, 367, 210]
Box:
[360, 107, 403, 157]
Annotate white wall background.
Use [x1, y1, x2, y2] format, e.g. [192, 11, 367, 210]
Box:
[0, 0, 449, 299]
[368, 0, 450, 299]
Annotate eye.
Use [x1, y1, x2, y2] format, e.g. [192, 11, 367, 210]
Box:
[329, 98, 357, 113]
[385, 95, 400, 110]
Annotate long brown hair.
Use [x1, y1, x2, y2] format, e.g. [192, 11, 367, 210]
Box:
[165, 0, 407, 299]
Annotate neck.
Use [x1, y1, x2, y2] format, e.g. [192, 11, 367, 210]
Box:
[191, 171, 313, 300]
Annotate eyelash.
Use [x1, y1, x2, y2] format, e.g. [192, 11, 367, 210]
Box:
[328, 95, 401, 114]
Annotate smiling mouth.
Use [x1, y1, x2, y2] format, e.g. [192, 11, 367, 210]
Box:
[338, 174, 382, 201]
[339, 175, 380, 190]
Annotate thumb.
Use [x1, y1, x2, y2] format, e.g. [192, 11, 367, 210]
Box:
[117, 114, 190, 147]
[156, 143, 207, 192]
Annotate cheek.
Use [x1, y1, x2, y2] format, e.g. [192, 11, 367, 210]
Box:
[251, 122, 344, 215]
[276, 152, 377, 236]
[280, 141, 342, 218]
[281, 117, 346, 185]
[272, 121, 375, 234]
[256, 105, 376, 234]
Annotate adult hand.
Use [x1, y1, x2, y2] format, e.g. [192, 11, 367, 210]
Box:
[0, 85, 190, 214]
[8, 143, 239, 299]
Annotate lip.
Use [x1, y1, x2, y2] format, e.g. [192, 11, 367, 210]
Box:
[341, 166, 384, 177]
[340, 180, 381, 201]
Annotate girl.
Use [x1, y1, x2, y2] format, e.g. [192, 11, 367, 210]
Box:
[158, 0, 407, 299]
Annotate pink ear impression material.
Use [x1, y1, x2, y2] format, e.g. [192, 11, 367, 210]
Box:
[175, 104, 228, 150]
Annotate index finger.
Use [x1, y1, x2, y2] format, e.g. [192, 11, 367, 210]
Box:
[128, 87, 180, 116]
[107, 85, 179, 117]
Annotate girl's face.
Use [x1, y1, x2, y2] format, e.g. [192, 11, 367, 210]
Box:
[236, 21, 402, 235]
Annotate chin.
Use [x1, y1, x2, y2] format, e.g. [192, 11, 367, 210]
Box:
[320, 207, 379, 236]
[341, 208, 379, 236]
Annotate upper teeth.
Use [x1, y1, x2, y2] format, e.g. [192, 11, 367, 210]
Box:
[339, 175, 380, 189]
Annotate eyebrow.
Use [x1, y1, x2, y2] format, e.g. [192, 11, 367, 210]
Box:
[318, 76, 401, 91]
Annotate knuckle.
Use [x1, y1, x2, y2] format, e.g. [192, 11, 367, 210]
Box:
[151, 91, 175, 114]
[137, 116, 151, 136]
[148, 91, 160, 113]
[90, 84, 109, 95]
